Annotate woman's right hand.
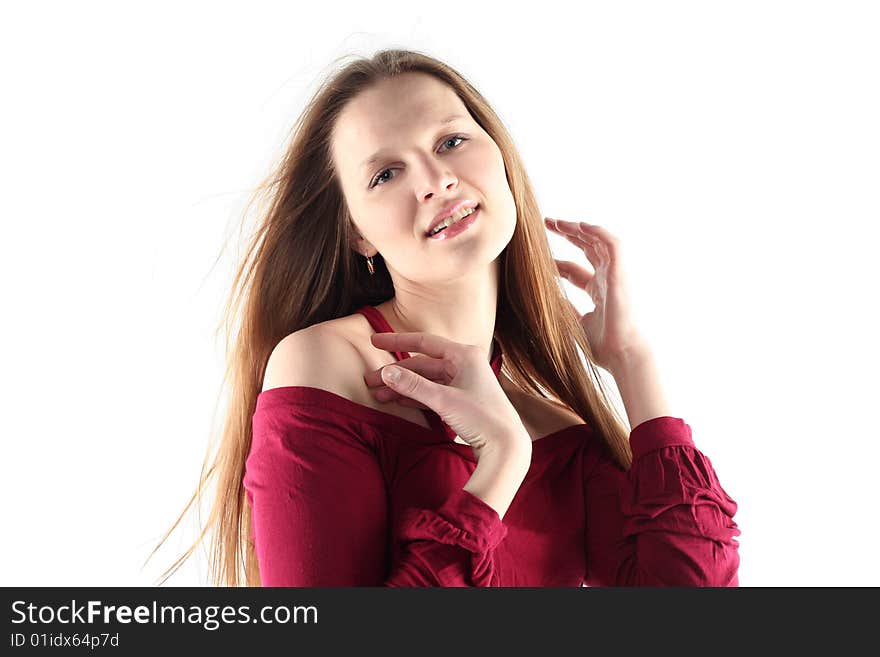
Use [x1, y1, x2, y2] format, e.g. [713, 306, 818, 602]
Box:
[363, 331, 532, 460]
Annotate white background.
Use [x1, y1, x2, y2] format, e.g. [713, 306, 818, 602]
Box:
[2, 1, 877, 587]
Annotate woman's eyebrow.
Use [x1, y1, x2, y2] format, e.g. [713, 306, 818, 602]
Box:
[358, 114, 468, 172]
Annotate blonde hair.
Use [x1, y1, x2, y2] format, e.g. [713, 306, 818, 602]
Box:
[145, 48, 632, 587]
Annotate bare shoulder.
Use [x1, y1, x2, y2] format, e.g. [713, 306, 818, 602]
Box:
[261, 312, 434, 428]
[261, 318, 362, 395]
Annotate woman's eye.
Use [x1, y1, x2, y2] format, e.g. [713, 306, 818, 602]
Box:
[369, 135, 468, 188]
[441, 135, 466, 150]
[371, 169, 393, 187]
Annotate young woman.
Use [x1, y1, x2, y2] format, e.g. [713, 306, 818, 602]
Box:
[150, 49, 740, 587]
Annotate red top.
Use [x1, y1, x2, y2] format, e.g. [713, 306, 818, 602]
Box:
[244, 305, 741, 586]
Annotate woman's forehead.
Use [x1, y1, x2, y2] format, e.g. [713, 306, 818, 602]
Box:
[332, 77, 469, 173]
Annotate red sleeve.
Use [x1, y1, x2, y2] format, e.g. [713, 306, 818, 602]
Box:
[582, 416, 741, 587]
[244, 394, 508, 587]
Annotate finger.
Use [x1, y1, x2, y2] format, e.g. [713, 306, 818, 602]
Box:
[395, 397, 430, 410]
[371, 375, 446, 400]
[555, 230, 605, 265]
[545, 217, 578, 235]
[379, 363, 448, 410]
[546, 217, 599, 238]
[549, 228, 606, 273]
[578, 222, 620, 261]
[555, 259, 595, 289]
[370, 331, 454, 361]
[546, 218, 603, 249]
[543, 216, 562, 231]
[372, 385, 430, 409]
[545, 216, 582, 230]
[576, 227, 621, 280]
[363, 354, 450, 388]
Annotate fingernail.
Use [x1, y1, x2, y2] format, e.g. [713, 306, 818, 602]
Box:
[382, 366, 401, 383]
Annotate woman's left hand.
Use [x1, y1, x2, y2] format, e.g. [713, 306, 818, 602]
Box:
[544, 217, 652, 373]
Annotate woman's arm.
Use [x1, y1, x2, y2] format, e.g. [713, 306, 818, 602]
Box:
[248, 328, 518, 586]
[608, 348, 672, 432]
[582, 416, 741, 586]
[245, 409, 514, 586]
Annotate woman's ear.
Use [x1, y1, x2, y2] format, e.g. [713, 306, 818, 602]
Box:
[348, 220, 375, 256]
[350, 235, 376, 258]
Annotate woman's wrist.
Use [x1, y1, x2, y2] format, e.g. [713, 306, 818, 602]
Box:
[609, 348, 672, 431]
[463, 440, 531, 520]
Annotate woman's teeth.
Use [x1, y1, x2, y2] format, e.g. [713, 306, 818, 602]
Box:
[429, 206, 476, 236]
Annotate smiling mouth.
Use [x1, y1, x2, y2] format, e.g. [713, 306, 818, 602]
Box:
[427, 204, 480, 237]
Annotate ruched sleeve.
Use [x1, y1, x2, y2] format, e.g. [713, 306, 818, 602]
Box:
[582, 416, 741, 587]
[392, 488, 508, 586]
[244, 388, 508, 587]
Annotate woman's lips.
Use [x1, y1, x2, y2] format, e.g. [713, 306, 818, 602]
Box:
[427, 206, 480, 241]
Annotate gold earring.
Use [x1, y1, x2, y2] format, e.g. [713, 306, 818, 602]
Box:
[366, 254, 375, 275]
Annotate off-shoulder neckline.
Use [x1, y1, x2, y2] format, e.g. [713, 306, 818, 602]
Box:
[255, 384, 592, 456]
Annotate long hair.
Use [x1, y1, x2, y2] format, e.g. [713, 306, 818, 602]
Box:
[145, 48, 633, 587]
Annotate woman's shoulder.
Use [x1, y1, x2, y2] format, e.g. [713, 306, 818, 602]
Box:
[260, 312, 436, 431]
[260, 312, 397, 398]
[261, 315, 364, 396]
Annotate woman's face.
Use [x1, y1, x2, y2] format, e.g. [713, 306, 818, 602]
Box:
[330, 73, 517, 287]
